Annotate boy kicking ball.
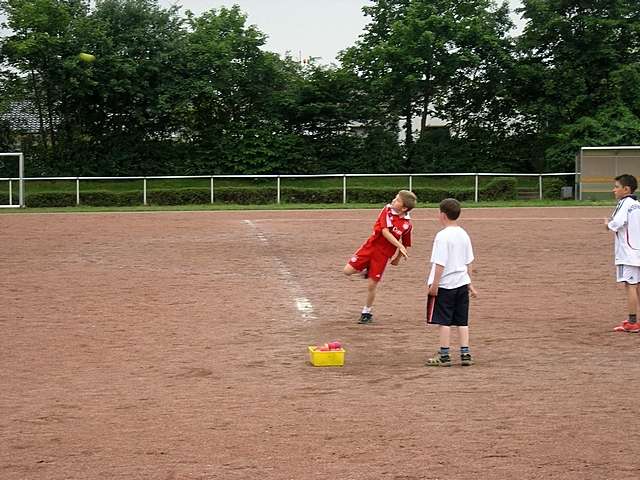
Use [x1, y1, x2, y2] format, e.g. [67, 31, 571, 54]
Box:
[343, 190, 417, 324]
[426, 198, 477, 367]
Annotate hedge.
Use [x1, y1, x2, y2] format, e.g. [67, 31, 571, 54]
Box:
[23, 177, 518, 207]
[542, 177, 565, 199]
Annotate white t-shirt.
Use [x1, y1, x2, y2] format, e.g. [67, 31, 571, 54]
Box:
[608, 196, 640, 266]
[427, 226, 474, 289]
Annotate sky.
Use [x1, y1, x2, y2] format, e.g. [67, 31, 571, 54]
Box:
[161, 0, 525, 65]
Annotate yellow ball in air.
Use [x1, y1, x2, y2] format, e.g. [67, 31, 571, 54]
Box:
[78, 52, 96, 63]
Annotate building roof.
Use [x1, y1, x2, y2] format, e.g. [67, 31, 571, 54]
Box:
[581, 146, 640, 151]
[0, 101, 43, 134]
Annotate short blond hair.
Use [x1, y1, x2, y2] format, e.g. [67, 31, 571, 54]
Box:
[398, 190, 417, 211]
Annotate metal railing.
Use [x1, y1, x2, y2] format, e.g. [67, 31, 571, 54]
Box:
[0, 172, 577, 207]
[0, 153, 24, 208]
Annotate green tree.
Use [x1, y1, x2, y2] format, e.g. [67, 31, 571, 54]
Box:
[0, 0, 188, 175]
[289, 64, 385, 173]
[515, 0, 640, 170]
[342, 0, 514, 170]
[1, 0, 90, 156]
[175, 6, 301, 174]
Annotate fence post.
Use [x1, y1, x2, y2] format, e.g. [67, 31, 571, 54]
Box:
[409, 175, 413, 192]
[210, 176, 214, 204]
[277, 176, 281, 204]
[19, 153, 24, 207]
[343, 175, 347, 204]
[538, 174, 543, 200]
[474, 174, 479, 202]
[76, 177, 80, 205]
[8, 179, 12, 206]
[143, 178, 147, 205]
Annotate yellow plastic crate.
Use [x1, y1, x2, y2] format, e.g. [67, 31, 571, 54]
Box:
[308, 346, 346, 367]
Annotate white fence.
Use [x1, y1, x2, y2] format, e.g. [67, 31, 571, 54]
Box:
[0, 153, 24, 208]
[0, 172, 577, 207]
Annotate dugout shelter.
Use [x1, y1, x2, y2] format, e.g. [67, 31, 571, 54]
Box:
[577, 146, 640, 200]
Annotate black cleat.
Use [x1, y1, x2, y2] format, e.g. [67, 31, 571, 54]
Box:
[358, 312, 373, 324]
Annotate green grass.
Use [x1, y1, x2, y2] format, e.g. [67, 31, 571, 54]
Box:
[0, 199, 615, 215]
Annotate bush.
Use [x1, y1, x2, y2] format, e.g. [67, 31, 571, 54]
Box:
[83, 191, 142, 206]
[281, 188, 343, 203]
[212, 187, 279, 204]
[481, 177, 517, 201]
[148, 188, 210, 205]
[26, 192, 77, 207]
[22, 178, 518, 207]
[542, 177, 565, 199]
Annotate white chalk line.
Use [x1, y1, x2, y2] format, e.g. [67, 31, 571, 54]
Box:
[242, 220, 315, 321]
[246, 217, 607, 222]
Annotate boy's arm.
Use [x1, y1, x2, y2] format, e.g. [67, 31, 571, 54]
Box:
[390, 238, 404, 265]
[607, 201, 628, 232]
[606, 216, 624, 232]
[606, 216, 621, 231]
[382, 228, 408, 258]
[428, 264, 444, 296]
[468, 262, 478, 298]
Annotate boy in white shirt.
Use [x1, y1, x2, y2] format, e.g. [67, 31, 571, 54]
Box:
[426, 198, 478, 367]
[605, 174, 640, 333]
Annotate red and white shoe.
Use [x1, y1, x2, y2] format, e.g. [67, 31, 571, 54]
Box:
[613, 320, 640, 332]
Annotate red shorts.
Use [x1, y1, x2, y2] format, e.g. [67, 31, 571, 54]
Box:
[348, 246, 390, 282]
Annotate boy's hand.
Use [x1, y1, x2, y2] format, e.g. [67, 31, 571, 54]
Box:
[428, 283, 438, 296]
[398, 245, 408, 259]
[469, 284, 478, 298]
[390, 254, 401, 266]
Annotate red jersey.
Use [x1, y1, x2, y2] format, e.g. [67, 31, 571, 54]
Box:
[359, 205, 412, 258]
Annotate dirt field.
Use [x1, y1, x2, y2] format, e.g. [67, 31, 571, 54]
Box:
[1, 206, 639, 480]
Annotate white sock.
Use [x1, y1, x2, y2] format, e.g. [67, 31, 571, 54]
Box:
[362, 306, 372, 314]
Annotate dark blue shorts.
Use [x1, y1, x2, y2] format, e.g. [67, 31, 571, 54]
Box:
[431, 284, 470, 327]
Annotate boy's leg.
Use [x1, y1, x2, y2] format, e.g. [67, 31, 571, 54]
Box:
[459, 326, 473, 366]
[613, 266, 640, 332]
[627, 283, 640, 331]
[343, 264, 357, 275]
[453, 286, 473, 365]
[344, 262, 368, 278]
[358, 278, 378, 324]
[626, 282, 637, 318]
[366, 278, 377, 308]
[357, 252, 388, 324]
[459, 326, 469, 348]
[439, 325, 451, 349]
[426, 289, 454, 366]
[615, 280, 640, 332]
[426, 326, 452, 366]
[344, 247, 371, 278]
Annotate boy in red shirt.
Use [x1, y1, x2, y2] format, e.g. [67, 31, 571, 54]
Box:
[343, 190, 417, 324]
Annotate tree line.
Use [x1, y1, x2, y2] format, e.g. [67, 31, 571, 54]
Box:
[0, 0, 639, 177]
